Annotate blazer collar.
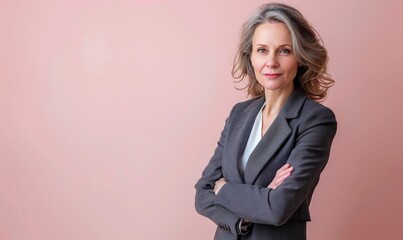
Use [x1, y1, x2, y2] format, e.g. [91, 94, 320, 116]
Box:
[266, 89, 306, 119]
[242, 89, 307, 183]
[242, 89, 306, 119]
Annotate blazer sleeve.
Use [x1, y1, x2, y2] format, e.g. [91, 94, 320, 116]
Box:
[194, 104, 241, 236]
[214, 107, 337, 226]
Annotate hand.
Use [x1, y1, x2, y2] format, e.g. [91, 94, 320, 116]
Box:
[268, 163, 293, 189]
[214, 178, 227, 195]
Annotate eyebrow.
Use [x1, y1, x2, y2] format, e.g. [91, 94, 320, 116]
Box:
[255, 43, 293, 48]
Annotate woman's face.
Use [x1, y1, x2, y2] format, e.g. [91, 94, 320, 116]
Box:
[250, 22, 298, 94]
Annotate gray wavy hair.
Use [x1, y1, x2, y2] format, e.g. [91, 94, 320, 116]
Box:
[232, 3, 334, 101]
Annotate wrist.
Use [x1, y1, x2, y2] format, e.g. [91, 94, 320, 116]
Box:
[237, 218, 252, 236]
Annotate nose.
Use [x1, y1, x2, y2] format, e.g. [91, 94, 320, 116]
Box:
[266, 53, 279, 68]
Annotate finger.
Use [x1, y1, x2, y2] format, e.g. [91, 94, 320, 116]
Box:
[273, 171, 292, 187]
[275, 172, 291, 184]
[277, 163, 290, 172]
[272, 179, 285, 189]
[276, 164, 293, 174]
[215, 178, 225, 184]
[276, 167, 293, 178]
[278, 166, 293, 174]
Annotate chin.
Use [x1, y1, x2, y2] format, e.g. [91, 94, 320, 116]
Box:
[262, 83, 294, 93]
[262, 85, 284, 91]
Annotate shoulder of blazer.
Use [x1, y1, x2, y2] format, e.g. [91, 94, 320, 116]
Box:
[290, 94, 337, 136]
[233, 95, 265, 112]
[280, 90, 336, 123]
[228, 95, 265, 123]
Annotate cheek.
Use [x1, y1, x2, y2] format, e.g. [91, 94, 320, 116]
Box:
[284, 61, 298, 76]
[250, 56, 264, 72]
[250, 56, 256, 69]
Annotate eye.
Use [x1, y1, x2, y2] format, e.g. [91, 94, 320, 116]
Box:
[257, 48, 267, 54]
[278, 48, 292, 55]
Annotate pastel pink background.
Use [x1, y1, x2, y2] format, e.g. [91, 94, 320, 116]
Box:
[1, 0, 402, 239]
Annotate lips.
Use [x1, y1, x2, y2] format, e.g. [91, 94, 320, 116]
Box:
[263, 73, 282, 79]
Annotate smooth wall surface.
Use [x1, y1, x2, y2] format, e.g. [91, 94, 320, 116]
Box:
[1, 0, 402, 239]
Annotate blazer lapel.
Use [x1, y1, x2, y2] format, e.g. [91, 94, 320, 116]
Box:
[226, 96, 265, 183]
[244, 90, 307, 184]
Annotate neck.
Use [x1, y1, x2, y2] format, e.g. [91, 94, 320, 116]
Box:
[263, 87, 294, 116]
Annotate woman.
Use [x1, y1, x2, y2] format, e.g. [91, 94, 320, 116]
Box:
[194, 3, 337, 240]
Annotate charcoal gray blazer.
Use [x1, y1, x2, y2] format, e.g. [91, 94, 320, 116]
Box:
[195, 90, 337, 240]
